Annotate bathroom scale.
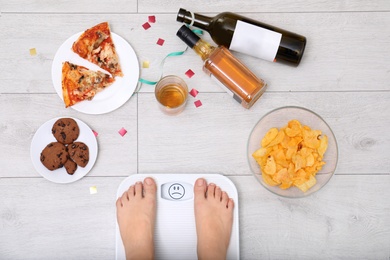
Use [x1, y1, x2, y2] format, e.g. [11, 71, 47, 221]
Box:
[115, 173, 240, 260]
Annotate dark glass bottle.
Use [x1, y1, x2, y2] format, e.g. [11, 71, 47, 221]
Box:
[177, 25, 267, 109]
[177, 8, 307, 66]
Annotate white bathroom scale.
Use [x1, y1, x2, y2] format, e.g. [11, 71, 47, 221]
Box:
[115, 173, 240, 260]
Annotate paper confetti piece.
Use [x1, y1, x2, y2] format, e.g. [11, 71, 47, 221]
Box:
[29, 48, 37, 56]
[156, 38, 165, 46]
[118, 127, 127, 137]
[189, 88, 199, 98]
[92, 130, 98, 137]
[148, 15, 156, 23]
[142, 22, 151, 30]
[90, 186, 97, 194]
[194, 100, 202, 108]
[185, 69, 195, 78]
[142, 61, 150, 68]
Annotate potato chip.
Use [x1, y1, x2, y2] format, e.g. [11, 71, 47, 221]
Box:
[252, 119, 328, 193]
[263, 156, 276, 175]
[266, 130, 285, 148]
[262, 172, 279, 186]
[261, 128, 278, 147]
[285, 119, 302, 137]
[318, 135, 328, 158]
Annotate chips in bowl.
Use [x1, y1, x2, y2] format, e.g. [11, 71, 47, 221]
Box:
[247, 107, 338, 198]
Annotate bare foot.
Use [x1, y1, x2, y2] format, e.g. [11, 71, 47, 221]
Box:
[116, 177, 157, 260]
[194, 178, 234, 260]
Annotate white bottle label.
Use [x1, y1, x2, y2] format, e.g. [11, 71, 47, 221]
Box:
[230, 20, 282, 62]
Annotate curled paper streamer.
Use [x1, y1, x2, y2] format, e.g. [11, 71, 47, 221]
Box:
[135, 28, 203, 93]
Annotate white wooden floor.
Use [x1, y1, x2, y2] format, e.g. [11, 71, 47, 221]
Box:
[0, 1, 389, 259]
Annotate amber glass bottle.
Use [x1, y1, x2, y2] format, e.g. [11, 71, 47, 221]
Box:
[177, 8, 306, 66]
[176, 25, 267, 109]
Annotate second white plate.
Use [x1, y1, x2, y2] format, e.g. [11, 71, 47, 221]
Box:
[30, 117, 98, 183]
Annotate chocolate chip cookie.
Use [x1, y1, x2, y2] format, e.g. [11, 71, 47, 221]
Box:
[64, 158, 77, 175]
[68, 142, 89, 167]
[40, 142, 68, 171]
[52, 118, 80, 144]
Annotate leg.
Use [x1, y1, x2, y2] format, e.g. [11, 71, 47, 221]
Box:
[116, 177, 157, 260]
[194, 178, 234, 260]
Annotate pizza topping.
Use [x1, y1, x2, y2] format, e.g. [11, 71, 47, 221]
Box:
[93, 31, 108, 49]
[72, 22, 123, 77]
[61, 61, 115, 107]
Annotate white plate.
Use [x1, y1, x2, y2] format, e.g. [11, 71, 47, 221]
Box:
[51, 32, 140, 114]
[30, 117, 98, 183]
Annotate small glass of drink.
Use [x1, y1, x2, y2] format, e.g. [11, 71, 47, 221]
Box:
[155, 75, 188, 115]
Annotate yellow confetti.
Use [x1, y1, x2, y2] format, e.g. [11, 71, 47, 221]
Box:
[142, 60, 150, 68]
[29, 48, 37, 56]
[89, 186, 97, 194]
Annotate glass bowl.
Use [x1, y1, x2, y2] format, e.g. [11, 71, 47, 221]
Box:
[247, 106, 338, 198]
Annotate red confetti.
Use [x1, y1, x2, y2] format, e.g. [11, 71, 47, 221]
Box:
[118, 127, 127, 137]
[189, 88, 199, 98]
[194, 100, 202, 108]
[148, 16, 156, 23]
[92, 130, 98, 137]
[156, 38, 165, 46]
[142, 22, 151, 30]
[185, 69, 195, 78]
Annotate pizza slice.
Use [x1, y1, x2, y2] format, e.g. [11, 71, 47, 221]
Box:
[61, 61, 115, 107]
[72, 22, 123, 77]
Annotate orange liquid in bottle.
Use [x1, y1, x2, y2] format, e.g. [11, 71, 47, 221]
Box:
[203, 46, 266, 108]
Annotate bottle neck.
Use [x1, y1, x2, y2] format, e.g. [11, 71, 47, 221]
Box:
[192, 39, 215, 61]
[177, 10, 212, 30]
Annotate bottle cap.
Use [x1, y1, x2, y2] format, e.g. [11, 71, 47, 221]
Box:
[176, 25, 200, 48]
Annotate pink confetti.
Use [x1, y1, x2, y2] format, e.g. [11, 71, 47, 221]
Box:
[148, 15, 156, 23]
[185, 69, 195, 78]
[156, 38, 165, 46]
[194, 100, 202, 108]
[92, 130, 98, 137]
[118, 127, 127, 137]
[142, 22, 151, 30]
[189, 88, 199, 98]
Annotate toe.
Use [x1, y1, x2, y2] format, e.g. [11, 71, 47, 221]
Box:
[116, 197, 123, 208]
[215, 186, 222, 201]
[194, 178, 207, 202]
[127, 185, 135, 198]
[206, 183, 216, 198]
[143, 177, 157, 199]
[221, 191, 229, 205]
[134, 182, 143, 197]
[227, 198, 234, 210]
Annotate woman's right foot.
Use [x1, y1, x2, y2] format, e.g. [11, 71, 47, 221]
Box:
[116, 177, 157, 260]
